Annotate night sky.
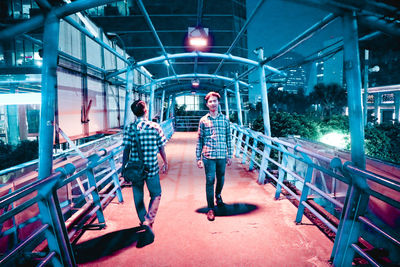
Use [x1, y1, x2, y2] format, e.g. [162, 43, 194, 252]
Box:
[246, 0, 344, 101]
[246, 0, 343, 60]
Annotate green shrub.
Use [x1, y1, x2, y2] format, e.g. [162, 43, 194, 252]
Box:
[0, 140, 38, 171]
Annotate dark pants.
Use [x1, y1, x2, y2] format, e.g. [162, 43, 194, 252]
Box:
[203, 158, 226, 210]
[131, 173, 161, 224]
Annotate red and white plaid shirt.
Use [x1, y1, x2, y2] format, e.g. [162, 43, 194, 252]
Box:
[196, 113, 233, 161]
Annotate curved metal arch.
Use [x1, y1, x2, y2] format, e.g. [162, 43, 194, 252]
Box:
[140, 73, 251, 90]
[154, 82, 233, 97]
[107, 52, 286, 79]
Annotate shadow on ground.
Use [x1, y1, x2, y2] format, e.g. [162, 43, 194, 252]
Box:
[196, 203, 259, 216]
[73, 226, 154, 263]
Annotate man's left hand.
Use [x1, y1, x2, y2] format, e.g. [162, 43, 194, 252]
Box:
[227, 158, 232, 166]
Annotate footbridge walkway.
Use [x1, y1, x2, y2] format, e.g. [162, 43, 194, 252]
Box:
[1, 120, 399, 266]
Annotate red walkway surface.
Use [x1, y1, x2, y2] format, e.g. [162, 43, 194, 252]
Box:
[77, 132, 333, 266]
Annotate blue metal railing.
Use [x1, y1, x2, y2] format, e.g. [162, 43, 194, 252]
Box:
[230, 123, 400, 266]
[0, 119, 175, 266]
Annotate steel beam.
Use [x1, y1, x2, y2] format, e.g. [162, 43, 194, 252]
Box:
[139, 73, 250, 90]
[213, 0, 266, 74]
[0, 0, 120, 40]
[108, 51, 285, 79]
[262, 13, 337, 65]
[136, 0, 178, 78]
[342, 12, 365, 169]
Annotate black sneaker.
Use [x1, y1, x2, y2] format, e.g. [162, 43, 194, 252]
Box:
[216, 195, 224, 206]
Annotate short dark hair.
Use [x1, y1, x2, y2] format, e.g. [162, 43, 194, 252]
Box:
[205, 91, 221, 101]
[131, 100, 146, 117]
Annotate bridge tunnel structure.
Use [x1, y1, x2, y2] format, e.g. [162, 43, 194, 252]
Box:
[0, 0, 400, 266]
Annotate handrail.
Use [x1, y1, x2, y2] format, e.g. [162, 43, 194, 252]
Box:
[230, 123, 400, 266]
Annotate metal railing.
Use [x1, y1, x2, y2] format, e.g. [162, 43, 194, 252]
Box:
[0, 119, 175, 266]
[174, 116, 202, 131]
[230, 123, 400, 266]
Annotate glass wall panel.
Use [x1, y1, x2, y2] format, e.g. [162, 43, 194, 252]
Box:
[57, 70, 83, 139]
[107, 84, 120, 128]
[87, 78, 106, 133]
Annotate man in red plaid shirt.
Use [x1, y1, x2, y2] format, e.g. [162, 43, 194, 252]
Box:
[196, 92, 233, 221]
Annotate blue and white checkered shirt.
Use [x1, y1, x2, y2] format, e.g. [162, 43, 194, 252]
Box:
[196, 113, 233, 161]
[123, 118, 167, 177]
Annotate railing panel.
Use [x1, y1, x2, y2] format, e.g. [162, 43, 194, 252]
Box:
[230, 123, 400, 266]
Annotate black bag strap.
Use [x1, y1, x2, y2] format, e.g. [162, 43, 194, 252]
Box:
[133, 122, 144, 162]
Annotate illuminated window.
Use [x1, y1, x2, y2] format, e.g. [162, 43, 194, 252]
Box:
[382, 93, 394, 103]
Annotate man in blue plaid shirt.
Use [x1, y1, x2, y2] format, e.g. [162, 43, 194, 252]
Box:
[196, 92, 233, 221]
[122, 100, 168, 229]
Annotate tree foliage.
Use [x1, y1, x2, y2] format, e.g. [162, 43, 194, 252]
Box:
[252, 112, 319, 140]
[309, 83, 347, 119]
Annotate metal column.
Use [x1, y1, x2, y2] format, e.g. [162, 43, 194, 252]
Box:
[257, 48, 271, 136]
[38, 13, 60, 180]
[166, 95, 172, 119]
[395, 92, 400, 123]
[170, 96, 176, 118]
[124, 65, 134, 126]
[234, 73, 243, 126]
[363, 49, 369, 126]
[6, 86, 19, 146]
[224, 88, 230, 119]
[342, 12, 365, 169]
[160, 89, 166, 122]
[148, 83, 155, 120]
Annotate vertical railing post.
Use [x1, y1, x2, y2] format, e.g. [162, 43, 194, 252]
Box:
[248, 134, 258, 171]
[160, 89, 165, 122]
[86, 161, 106, 225]
[257, 136, 270, 184]
[235, 127, 243, 158]
[108, 150, 124, 203]
[241, 130, 250, 164]
[274, 143, 289, 199]
[295, 151, 314, 223]
[332, 171, 370, 266]
[38, 177, 75, 266]
[38, 12, 60, 180]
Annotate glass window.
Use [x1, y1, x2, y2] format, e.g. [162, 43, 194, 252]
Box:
[24, 39, 34, 65]
[382, 93, 394, 104]
[0, 45, 4, 66]
[13, 0, 22, 19]
[15, 39, 24, 66]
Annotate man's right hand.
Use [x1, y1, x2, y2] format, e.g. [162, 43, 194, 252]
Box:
[197, 160, 203, 168]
